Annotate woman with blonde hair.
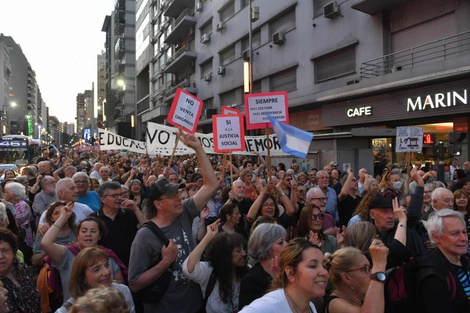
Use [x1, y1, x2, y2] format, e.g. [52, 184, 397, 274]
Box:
[239, 238, 328, 313]
[342, 221, 377, 255]
[70, 286, 130, 313]
[323, 243, 388, 313]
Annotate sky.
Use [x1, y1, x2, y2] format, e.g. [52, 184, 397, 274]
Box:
[0, 0, 116, 124]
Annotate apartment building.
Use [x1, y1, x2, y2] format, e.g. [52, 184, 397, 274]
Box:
[131, 0, 470, 169]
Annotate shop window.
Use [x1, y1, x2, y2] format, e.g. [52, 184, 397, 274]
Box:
[270, 67, 297, 92]
[314, 45, 356, 83]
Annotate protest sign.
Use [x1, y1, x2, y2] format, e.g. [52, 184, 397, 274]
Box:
[221, 106, 241, 115]
[97, 128, 147, 154]
[213, 114, 245, 153]
[244, 91, 289, 130]
[396, 126, 424, 153]
[146, 122, 286, 156]
[167, 88, 203, 133]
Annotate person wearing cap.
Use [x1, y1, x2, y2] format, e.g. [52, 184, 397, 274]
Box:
[128, 130, 218, 313]
[369, 191, 427, 268]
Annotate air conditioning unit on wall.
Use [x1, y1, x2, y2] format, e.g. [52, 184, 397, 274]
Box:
[217, 66, 225, 75]
[272, 32, 285, 45]
[204, 73, 212, 81]
[196, 2, 203, 12]
[201, 33, 210, 44]
[242, 49, 250, 60]
[216, 22, 225, 32]
[324, 1, 340, 19]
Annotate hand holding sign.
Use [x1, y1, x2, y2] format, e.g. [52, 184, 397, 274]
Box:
[177, 128, 202, 151]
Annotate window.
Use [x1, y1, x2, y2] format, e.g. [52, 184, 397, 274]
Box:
[219, 0, 235, 21]
[313, 0, 331, 18]
[252, 80, 262, 94]
[200, 19, 212, 36]
[270, 67, 297, 92]
[200, 58, 213, 78]
[220, 87, 243, 106]
[241, 30, 261, 51]
[269, 8, 295, 37]
[314, 45, 356, 83]
[220, 45, 236, 65]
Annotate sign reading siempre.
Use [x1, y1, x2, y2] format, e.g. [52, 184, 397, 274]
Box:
[244, 91, 288, 130]
[98, 128, 147, 154]
[396, 126, 424, 153]
[167, 88, 203, 134]
[213, 114, 245, 153]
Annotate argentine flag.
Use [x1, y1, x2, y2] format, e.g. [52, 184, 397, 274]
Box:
[266, 114, 313, 159]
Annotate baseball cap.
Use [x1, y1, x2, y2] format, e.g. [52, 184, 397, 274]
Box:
[369, 196, 393, 210]
[150, 177, 185, 200]
[329, 161, 338, 166]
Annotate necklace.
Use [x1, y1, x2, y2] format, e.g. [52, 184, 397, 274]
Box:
[334, 289, 362, 307]
[284, 289, 312, 313]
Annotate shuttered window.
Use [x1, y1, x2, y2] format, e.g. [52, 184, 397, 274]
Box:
[313, 0, 331, 18]
[270, 67, 297, 92]
[314, 45, 356, 83]
[252, 80, 262, 94]
[200, 58, 213, 78]
[241, 30, 261, 51]
[269, 8, 295, 37]
[220, 88, 237, 106]
[219, 0, 235, 22]
[220, 45, 236, 65]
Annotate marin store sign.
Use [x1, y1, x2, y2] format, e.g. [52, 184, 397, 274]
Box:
[322, 79, 470, 127]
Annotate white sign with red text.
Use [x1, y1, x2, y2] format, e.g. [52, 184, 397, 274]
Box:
[213, 114, 245, 153]
[244, 91, 289, 130]
[167, 88, 203, 134]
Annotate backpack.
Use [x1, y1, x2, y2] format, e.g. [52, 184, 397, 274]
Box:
[385, 258, 457, 313]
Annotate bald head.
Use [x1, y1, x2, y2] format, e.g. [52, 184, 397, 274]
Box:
[431, 187, 454, 210]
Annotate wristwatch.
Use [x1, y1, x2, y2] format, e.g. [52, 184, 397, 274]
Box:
[370, 272, 387, 283]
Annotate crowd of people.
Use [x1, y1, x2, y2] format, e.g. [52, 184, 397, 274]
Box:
[0, 133, 469, 313]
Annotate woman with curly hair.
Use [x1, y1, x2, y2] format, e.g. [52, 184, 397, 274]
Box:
[183, 220, 248, 313]
[70, 286, 130, 313]
[347, 190, 382, 227]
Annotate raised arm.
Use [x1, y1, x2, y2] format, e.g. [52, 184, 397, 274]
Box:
[40, 202, 73, 265]
[184, 220, 220, 274]
[178, 131, 218, 211]
[338, 168, 354, 202]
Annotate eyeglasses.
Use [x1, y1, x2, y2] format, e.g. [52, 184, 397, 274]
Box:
[74, 180, 89, 185]
[311, 197, 327, 202]
[158, 193, 180, 201]
[348, 265, 371, 274]
[310, 213, 324, 221]
[297, 189, 306, 194]
[104, 192, 127, 199]
[262, 203, 276, 208]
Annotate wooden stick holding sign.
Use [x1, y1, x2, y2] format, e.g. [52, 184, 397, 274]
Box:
[230, 152, 233, 187]
[266, 128, 272, 184]
[221, 153, 227, 184]
[168, 127, 182, 170]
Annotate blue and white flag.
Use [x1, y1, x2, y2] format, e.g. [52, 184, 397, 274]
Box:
[266, 114, 313, 159]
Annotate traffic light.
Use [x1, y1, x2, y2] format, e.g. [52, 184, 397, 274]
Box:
[448, 132, 467, 144]
[448, 144, 462, 156]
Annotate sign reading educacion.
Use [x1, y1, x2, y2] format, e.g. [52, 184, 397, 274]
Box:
[212, 114, 245, 153]
[167, 88, 203, 134]
[244, 91, 289, 130]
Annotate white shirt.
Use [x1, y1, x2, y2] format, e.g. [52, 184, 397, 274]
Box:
[39, 202, 93, 224]
[239, 289, 317, 313]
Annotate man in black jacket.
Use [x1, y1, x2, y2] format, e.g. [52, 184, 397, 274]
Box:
[417, 209, 470, 313]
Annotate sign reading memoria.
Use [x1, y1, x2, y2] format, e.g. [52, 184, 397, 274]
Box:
[395, 126, 424, 153]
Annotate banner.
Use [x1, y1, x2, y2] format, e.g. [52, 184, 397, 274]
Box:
[97, 128, 147, 154]
[146, 122, 287, 156]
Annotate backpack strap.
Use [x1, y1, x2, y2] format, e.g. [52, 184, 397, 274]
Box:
[446, 270, 457, 301]
[204, 271, 217, 303]
[142, 221, 170, 247]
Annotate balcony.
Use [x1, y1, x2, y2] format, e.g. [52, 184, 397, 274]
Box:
[164, 0, 194, 18]
[164, 45, 197, 74]
[137, 95, 150, 115]
[360, 30, 470, 79]
[163, 78, 197, 103]
[351, 0, 409, 15]
[164, 9, 196, 45]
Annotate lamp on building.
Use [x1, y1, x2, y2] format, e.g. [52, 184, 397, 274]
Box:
[117, 79, 137, 140]
[1, 101, 17, 136]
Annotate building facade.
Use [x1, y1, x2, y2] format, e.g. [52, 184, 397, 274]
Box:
[128, 0, 470, 172]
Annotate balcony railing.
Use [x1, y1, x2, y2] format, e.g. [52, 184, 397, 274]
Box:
[360, 30, 470, 79]
[175, 8, 195, 26]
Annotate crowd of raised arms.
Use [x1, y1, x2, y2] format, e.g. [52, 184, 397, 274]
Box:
[0, 134, 469, 313]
